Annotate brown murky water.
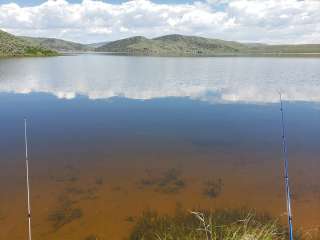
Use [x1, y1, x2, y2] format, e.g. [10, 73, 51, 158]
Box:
[0, 97, 319, 240]
[0, 55, 320, 239]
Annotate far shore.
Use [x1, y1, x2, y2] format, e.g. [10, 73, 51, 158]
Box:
[53, 51, 320, 58]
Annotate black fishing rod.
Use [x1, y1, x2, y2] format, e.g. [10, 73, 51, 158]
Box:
[24, 119, 32, 240]
[279, 94, 293, 240]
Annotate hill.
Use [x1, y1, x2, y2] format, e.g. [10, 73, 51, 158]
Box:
[96, 34, 320, 56]
[2, 31, 319, 57]
[247, 43, 320, 54]
[0, 29, 57, 57]
[95, 34, 248, 56]
[86, 41, 109, 49]
[21, 36, 93, 52]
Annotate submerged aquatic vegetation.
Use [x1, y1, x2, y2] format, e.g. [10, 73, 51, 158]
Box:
[112, 186, 122, 191]
[125, 216, 136, 223]
[203, 178, 223, 199]
[0, 210, 5, 222]
[50, 174, 79, 183]
[48, 197, 83, 231]
[66, 187, 85, 195]
[65, 184, 100, 201]
[95, 177, 104, 185]
[139, 168, 185, 194]
[85, 234, 99, 240]
[49, 164, 79, 183]
[129, 208, 291, 240]
[48, 207, 83, 230]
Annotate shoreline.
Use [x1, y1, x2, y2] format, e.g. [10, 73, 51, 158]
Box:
[3, 51, 319, 58]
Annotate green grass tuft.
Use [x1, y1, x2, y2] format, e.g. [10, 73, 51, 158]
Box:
[129, 208, 297, 240]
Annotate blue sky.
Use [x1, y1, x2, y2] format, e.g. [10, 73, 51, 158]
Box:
[0, 0, 319, 44]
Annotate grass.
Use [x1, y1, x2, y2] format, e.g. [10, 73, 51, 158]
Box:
[128, 207, 297, 240]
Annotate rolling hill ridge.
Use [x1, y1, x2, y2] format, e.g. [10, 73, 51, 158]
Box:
[96, 34, 320, 56]
[21, 36, 93, 52]
[96, 34, 248, 56]
[0, 29, 57, 57]
[1, 29, 320, 57]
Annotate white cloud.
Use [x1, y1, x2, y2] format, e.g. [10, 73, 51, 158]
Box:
[0, 0, 319, 43]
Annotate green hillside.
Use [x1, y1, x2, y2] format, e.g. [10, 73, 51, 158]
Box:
[2, 30, 319, 57]
[0, 29, 57, 57]
[21, 36, 93, 52]
[96, 34, 320, 56]
[247, 43, 320, 54]
[96, 34, 247, 56]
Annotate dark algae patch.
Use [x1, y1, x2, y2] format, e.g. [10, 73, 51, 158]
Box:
[84, 234, 99, 240]
[125, 216, 136, 223]
[48, 206, 83, 231]
[52, 175, 78, 183]
[112, 186, 122, 191]
[129, 207, 293, 240]
[50, 164, 79, 183]
[139, 168, 185, 193]
[66, 187, 85, 195]
[47, 164, 104, 231]
[95, 177, 104, 185]
[0, 210, 5, 222]
[84, 187, 99, 200]
[203, 178, 224, 199]
[48, 195, 83, 231]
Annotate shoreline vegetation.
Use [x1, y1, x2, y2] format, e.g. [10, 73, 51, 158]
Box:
[1, 29, 320, 57]
[128, 207, 306, 240]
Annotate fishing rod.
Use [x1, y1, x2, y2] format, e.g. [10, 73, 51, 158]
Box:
[24, 119, 32, 240]
[279, 94, 294, 240]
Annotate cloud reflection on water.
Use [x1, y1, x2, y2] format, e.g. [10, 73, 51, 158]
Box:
[0, 55, 319, 104]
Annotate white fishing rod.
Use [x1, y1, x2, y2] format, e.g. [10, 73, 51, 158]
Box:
[24, 119, 32, 240]
[279, 94, 294, 240]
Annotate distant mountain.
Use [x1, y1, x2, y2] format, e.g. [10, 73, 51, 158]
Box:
[96, 34, 320, 56]
[21, 36, 93, 52]
[86, 41, 109, 49]
[95, 34, 247, 56]
[2, 31, 320, 57]
[245, 43, 320, 54]
[0, 29, 57, 57]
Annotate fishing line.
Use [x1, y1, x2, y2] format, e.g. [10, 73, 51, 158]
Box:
[24, 119, 32, 240]
[279, 94, 294, 240]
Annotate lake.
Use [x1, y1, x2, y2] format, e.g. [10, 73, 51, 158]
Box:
[0, 55, 319, 239]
